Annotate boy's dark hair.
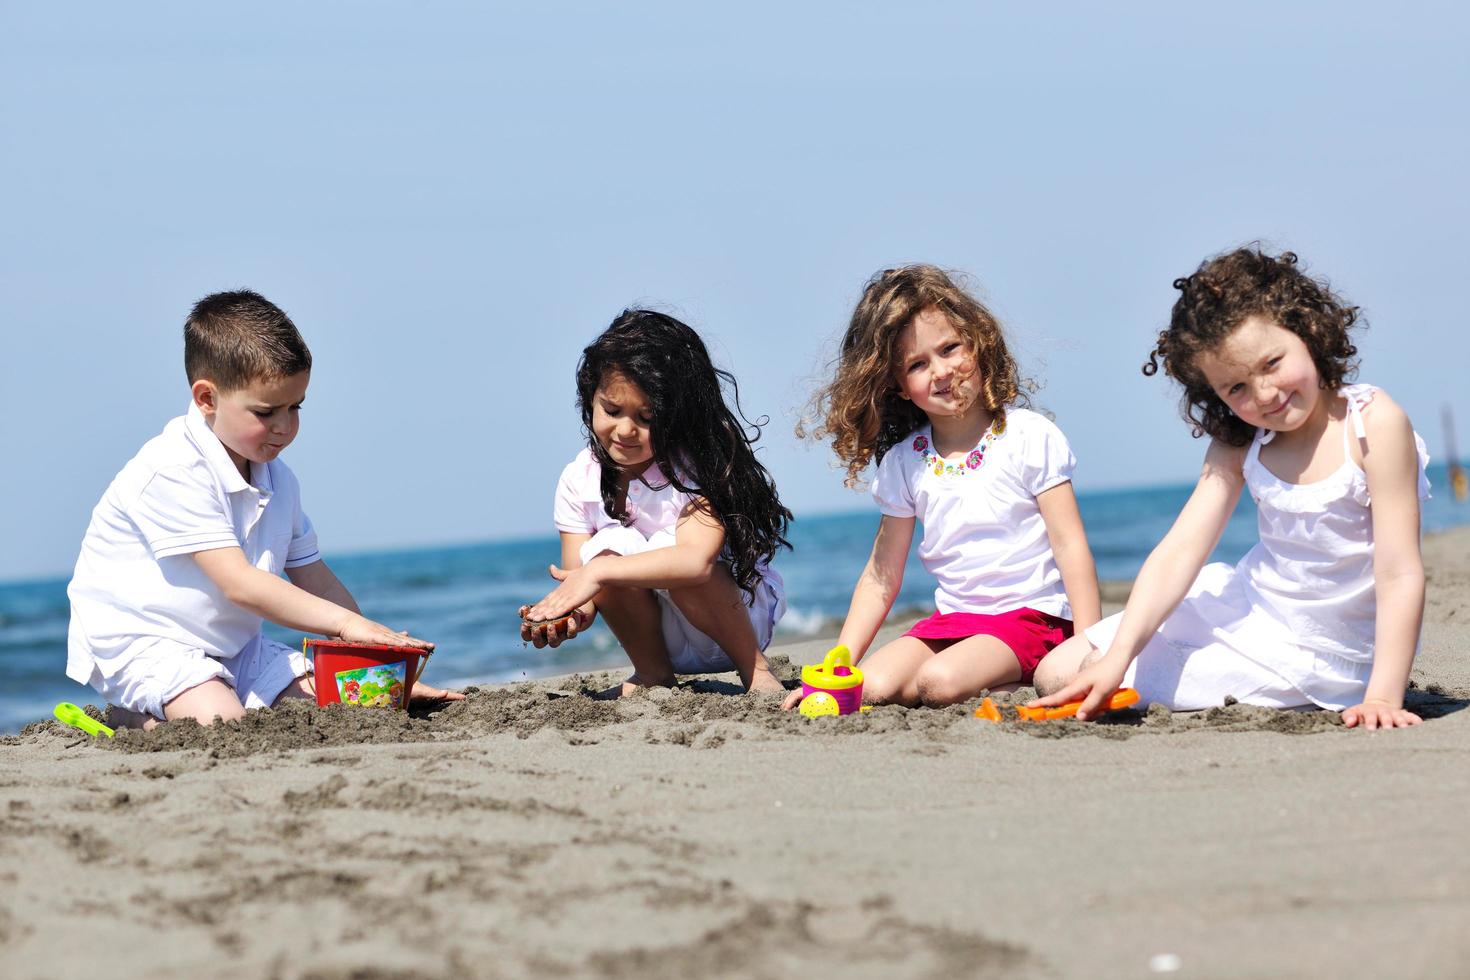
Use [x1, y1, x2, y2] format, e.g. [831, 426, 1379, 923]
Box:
[575, 310, 792, 602]
[1145, 245, 1361, 446]
[184, 290, 312, 391]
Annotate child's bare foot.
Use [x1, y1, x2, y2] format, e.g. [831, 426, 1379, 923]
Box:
[745, 666, 787, 696]
[410, 683, 466, 702]
[604, 672, 676, 698]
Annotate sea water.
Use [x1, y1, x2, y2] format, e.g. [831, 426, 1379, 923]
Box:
[4, 465, 1466, 733]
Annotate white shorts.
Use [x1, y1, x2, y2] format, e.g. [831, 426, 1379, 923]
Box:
[87, 633, 308, 720]
[580, 524, 786, 674]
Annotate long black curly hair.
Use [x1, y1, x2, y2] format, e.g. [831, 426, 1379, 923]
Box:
[1145, 245, 1361, 446]
[575, 310, 792, 602]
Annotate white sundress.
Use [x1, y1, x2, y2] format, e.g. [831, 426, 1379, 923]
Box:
[1084, 384, 1431, 711]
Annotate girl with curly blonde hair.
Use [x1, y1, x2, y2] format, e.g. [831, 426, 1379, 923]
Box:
[789, 265, 1100, 709]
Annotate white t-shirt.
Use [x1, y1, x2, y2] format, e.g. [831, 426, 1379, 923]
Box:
[553, 448, 697, 538]
[551, 448, 786, 600]
[870, 408, 1076, 619]
[66, 403, 320, 683]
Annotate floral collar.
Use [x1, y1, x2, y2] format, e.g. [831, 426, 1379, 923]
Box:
[911, 416, 1006, 477]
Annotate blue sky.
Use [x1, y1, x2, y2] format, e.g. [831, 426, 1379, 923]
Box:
[3, 1, 1467, 581]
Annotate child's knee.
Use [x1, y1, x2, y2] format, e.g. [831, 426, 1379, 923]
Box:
[594, 582, 655, 613]
[1032, 654, 1065, 695]
[859, 664, 907, 704]
[271, 675, 315, 706]
[914, 661, 972, 707]
[1032, 636, 1094, 696]
[163, 679, 246, 725]
[1032, 654, 1079, 697]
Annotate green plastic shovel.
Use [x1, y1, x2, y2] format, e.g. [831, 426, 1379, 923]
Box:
[54, 702, 114, 738]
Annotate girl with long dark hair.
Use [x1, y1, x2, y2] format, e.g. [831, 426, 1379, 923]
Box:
[520, 310, 792, 695]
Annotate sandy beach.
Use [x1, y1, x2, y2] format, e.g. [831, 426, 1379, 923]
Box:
[3, 526, 1468, 979]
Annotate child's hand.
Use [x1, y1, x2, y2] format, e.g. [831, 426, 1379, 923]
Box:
[518, 603, 594, 649]
[523, 564, 602, 626]
[339, 614, 434, 651]
[1032, 649, 1129, 721]
[780, 689, 803, 712]
[1342, 699, 1422, 730]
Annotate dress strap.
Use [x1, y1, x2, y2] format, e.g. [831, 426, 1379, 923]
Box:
[1240, 426, 1275, 502]
[1340, 385, 1371, 456]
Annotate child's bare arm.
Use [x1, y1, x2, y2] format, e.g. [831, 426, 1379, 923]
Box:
[1036, 481, 1101, 631]
[193, 547, 432, 649]
[1347, 394, 1425, 729]
[782, 515, 915, 709]
[285, 560, 360, 613]
[523, 501, 725, 622]
[837, 515, 916, 663]
[1036, 440, 1245, 718]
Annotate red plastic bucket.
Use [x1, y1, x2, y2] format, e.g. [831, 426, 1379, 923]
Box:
[304, 639, 430, 710]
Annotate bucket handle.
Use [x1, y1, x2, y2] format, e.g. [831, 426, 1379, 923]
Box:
[821, 644, 853, 673]
[408, 651, 429, 697]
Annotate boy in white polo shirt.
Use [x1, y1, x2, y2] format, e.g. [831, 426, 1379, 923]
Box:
[67, 290, 456, 728]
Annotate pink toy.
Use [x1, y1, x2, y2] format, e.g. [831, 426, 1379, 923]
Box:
[799, 645, 865, 716]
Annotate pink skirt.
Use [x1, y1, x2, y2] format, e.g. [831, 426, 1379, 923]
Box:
[904, 607, 1073, 683]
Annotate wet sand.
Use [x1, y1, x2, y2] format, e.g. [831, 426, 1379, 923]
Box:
[3, 526, 1469, 978]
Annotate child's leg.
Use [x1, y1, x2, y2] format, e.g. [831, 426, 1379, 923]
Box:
[665, 563, 784, 694]
[912, 635, 1023, 708]
[272, 675, 315, 704]
[1031, 632, 1100, 697]
[98, 639, 239, 729]
[859, 636, 946, 706]
[163, 679, 248, 725]
[594, 579, 678, 693]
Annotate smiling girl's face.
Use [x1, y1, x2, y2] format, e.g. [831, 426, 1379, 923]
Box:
[893, 308, 980, 419]
[1195, 315, 1324, 434]
[591, 369, 655, 474]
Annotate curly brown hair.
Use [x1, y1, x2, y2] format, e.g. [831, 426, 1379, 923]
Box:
[1145, 246, 1361, 447]
[801, 265, 1029, 488]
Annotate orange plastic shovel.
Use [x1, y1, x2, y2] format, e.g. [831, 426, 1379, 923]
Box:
[975, 687, 1141, 723]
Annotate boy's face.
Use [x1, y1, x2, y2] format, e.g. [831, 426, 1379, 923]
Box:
[194, 371, 310, 480]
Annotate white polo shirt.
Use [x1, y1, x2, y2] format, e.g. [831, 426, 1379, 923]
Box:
[871, 408, 1076, 619]
[553, 448, 696, 538]
[66, 403, 320, 683]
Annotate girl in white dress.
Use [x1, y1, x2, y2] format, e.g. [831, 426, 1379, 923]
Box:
[1034, 247, 1430, 729]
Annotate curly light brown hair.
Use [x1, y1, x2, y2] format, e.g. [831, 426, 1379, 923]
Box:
[801, 265, 1029, 488]
[1146, 245, 1361, 447]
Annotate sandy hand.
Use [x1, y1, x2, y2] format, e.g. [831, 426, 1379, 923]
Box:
[1031, 648, 1129, 721]
[523, 564, 602, 624]
[519, 603, 592, 649]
